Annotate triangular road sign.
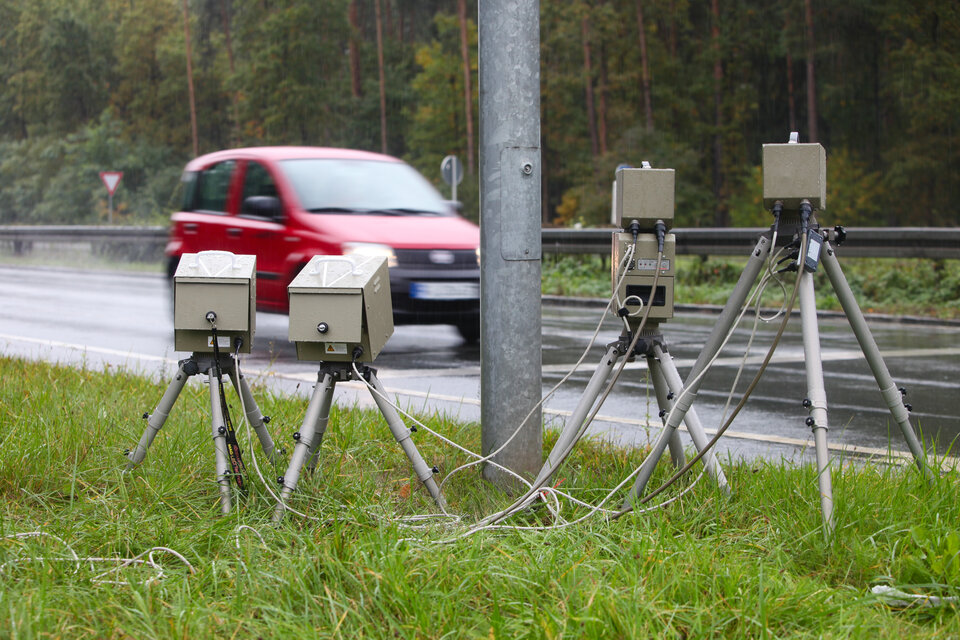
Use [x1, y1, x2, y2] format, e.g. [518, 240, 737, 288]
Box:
[100, 171, 123, 196]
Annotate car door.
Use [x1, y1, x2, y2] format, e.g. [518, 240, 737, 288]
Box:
[228, 159, 289, 309]
[180, 159, 238, 253]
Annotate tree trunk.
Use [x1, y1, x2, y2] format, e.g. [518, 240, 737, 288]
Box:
[219, 0, 239, 145]
[635, 0, 653, 131]
[183, 0, 199, 157]
[385, 0, 394, 40]
[710, 0, 726, 227]
[349, 0, 363, 99]
[219, 0, 235, 74]
[375, 0, 388, 154]
[668, 0, 678, 59]
[581, 15, 599, 158]
[458, 0, 475, 175]
[598, 42, 609, 156]
[804, 0, 818, 142]
[783, 11, 798, 132]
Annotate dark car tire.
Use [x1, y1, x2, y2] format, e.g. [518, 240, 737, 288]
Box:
[166, 255, 180, 317]
[455, 319, 480, 344]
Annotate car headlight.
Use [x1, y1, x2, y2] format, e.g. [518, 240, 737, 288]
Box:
[342, 242, 398, 268]
[475, 247, 481, 265]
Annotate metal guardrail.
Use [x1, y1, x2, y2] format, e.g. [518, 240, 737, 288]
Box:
[543, 227, 960, 259]
[0, 225, 957, 260]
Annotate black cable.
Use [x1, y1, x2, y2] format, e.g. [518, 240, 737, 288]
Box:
[211, 326, 247, 493]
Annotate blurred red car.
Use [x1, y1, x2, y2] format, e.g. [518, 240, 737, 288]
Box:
[166, 147, 480, 341]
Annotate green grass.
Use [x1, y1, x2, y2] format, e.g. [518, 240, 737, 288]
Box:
[1, 356, 958, 638]
[0, 243, 166, 274]
[543, 254, 960, 320]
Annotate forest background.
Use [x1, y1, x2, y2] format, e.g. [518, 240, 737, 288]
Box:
[0, 0, 956, 230]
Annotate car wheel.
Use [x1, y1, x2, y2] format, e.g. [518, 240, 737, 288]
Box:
[455, 319, 480, 344]
[166, 255, 180, 318]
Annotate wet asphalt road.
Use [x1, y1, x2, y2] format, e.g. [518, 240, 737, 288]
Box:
[1, 264, 958, 464]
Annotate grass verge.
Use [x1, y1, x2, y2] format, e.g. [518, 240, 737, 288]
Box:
[543, 254, 960, 320]
[1, 355, 957, 638]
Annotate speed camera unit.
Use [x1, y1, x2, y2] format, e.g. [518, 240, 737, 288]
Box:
[614, 165, 675, 228]
[287, 255, 393, 362]
[173, 251, 256, 353]
[762, 141, 826, 210]
[612, 232, 676, 321]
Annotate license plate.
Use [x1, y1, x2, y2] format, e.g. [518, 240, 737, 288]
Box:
[409, 281, 479, 300]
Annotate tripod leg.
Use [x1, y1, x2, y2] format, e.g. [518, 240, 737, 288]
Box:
[367, 372, 447, 511]
[622, 347, 730, 508]
[273, 373, 336, 522]
[228, 367, 277, 464]
[126, 361, 192, 469]
[533, 343, 620, 487]
[799, 271, 835, 536]
[624, 236, 770, 505]
[686, 235, 771, 385]
[821, 243, 932, 479]
[649, 358, 685, 468]
[305, 379, 335, 473]
[209, 371, 233, 515]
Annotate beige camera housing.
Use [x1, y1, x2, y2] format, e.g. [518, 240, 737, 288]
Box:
[288, 255, 393, 363]
[614, 166, 675, 228]
[173, 251, 256, 354]
[762, 142, 826, 210]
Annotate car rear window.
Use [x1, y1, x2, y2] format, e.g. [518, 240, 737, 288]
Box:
[278, 158, 451, 216]
[194, 160, 236, 213]
[179, 171, 198, 210]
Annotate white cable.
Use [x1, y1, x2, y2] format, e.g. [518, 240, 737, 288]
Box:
[234, 354, 330, 522]
[477, 248, 666, 527]
[718, 245, 791, 426]
[439, 242, 639, 489]
[1, 532, 194, 586]
[342, 245, 644, 529]
[349, 243, 638, 504]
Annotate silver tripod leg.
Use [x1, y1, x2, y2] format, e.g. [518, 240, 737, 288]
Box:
[367, 371, 447, 510]
[273, 372, 336, 522]
[685, 235, 772, 385]
[622, 236, 771, 505]
[209, 370, 233, 515]
[622, 345, 730, 507]
[798, 270, 835, 535]
[649, 359, 685, 468]
[228, 368, 277, 464]
[126, 361, 191, 468]
[534, 343, 620, 487]
[305, 376, 335, 472]
[821, 243, 932, 479]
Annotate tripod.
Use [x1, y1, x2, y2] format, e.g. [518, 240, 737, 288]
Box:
[535, 325, 731, 497]
[272, 362, 447, 522]
[126, 352, 277, 514]
[622, 221, 932, 533]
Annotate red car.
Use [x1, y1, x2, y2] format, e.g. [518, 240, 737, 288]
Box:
[166, 147, 481, 341]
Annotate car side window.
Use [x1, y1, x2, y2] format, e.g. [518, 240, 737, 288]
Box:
[240, 161, 282, 218]
[193, 160, 236, 213]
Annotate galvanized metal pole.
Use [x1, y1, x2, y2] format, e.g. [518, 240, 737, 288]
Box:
[478, 0, 542, 486]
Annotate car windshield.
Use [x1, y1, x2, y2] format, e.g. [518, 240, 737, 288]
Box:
[279, 158, 451, 216]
